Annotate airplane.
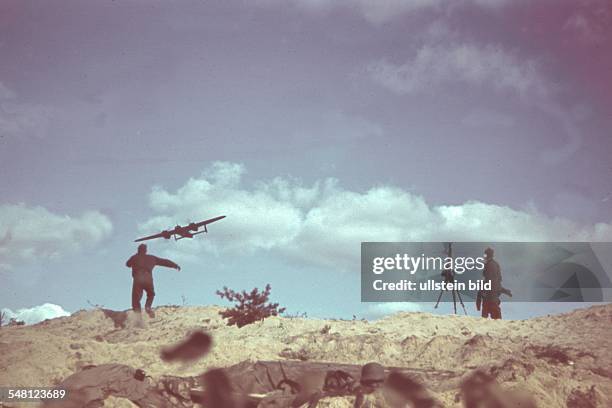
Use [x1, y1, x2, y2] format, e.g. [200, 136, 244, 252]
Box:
[134, 215, 226, 242]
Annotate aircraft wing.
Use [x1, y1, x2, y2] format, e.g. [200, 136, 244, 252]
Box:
[134, 231, 167, 242]
[193, 215, 226, 229]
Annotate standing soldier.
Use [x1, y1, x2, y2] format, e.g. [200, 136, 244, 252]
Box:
[126, 244, 180, 318]
[477, 247, 511, 320]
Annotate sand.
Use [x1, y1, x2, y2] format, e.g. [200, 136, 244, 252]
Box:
[1, 304, 611, 407]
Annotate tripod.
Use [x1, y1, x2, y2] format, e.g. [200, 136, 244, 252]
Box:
[434, 269, 467, 315]
[434, 242, 467, 315]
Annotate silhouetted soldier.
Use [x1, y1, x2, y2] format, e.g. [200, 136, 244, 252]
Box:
[126, 244, 180, 317]
[477, 247, 511, 320]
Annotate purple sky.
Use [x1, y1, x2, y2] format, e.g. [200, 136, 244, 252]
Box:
[1, 0, 611, 320]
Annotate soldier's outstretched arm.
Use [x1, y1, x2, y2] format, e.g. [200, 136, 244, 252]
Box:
[155, 256, 181, 270]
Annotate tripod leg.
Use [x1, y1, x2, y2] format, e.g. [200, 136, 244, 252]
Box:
[456, 291, 467, 315]
[434, 289, 444, 309]
[456, 290, 468, 315]
[452, 289, 457, 314]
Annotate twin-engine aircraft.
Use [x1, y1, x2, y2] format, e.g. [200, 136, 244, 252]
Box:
[134, 215, 226, 242]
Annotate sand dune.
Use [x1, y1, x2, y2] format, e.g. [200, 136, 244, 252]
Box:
[1, 304, 611, 407]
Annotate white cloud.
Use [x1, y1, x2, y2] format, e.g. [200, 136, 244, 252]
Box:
[1, 303, 70, 325]
[368, 43, 551, 99]
[367, 43, 586, 164]
[141, 162, 612, 269]
[144, 162, 304, 255]
[0, 204, 113, 270]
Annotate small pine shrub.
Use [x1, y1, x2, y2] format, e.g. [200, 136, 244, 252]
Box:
[216, 284, 286, 328]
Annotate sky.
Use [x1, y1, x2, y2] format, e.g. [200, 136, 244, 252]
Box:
[1, 0, 611, 322]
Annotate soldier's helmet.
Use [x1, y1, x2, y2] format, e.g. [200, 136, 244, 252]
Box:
[484, 247, 494, 258]
[360, 362, 385, 385]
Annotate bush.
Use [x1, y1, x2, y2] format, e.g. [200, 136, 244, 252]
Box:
[216, 284, 286, 328]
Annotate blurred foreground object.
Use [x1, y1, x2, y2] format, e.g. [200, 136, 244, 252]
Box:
[42, 364, 168, 407]
[384, 371, 441, 408]
[460, 370, 536, 408]
[160, 330, 212, 363]
[45, 360, 461, 407]
[190, 368, 248, 408]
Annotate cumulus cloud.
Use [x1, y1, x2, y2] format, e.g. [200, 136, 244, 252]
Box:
[1, 303, 70, 325]
[368, 44, 551, 99]
[141, 162, 612, 269]
[367, 43, 586, 164]
[0, 204, 113, 270]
